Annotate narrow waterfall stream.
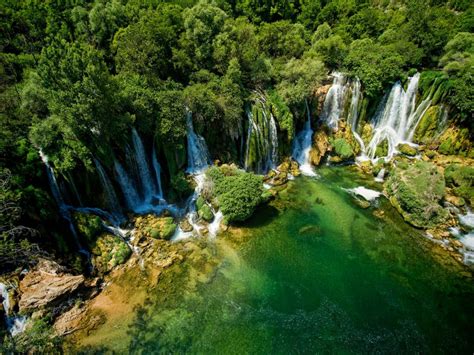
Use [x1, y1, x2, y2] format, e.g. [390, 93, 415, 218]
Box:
[174, 111, 221, 241]
[38, 150, 87, 254]
[94, 159, 123, 219]
[244, 96, 279, 174]
[320, 72, 348, 129]
[131, 128, 155, 200]
[292, 99, 316, 176]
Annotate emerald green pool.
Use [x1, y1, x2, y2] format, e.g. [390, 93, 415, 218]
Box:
[118, 167, 474, 353]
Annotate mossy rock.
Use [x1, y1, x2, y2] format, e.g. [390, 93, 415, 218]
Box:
[397, 144, 417, 157]
[332, 138, 354, 160]
[196, 196, 205, 210]
[198, 204, 214, 222]
[73, 212, 103, 246]
[135, 215, 177, 240]
[444, 164, 474, 206]
[385, 161, 449, 228]
[92, 233, 131, 274]
[375, 139, 389, 158]
[438, 126, 472, 156]
[414, 105, 443, 144]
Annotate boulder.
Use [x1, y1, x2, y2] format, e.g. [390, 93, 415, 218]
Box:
[134, 215, 177, 240]
[385, 161, 449, 229]
[19, 259, 85, 312]
[91, 234, 132, 274]
[179, 219, 193, 233]
[398, 143, 417, 157]
[53, 305, 87, 336]
[198, 204, 214, 222]
[445, 194, 465, 207]
[310, 131, 330, 166]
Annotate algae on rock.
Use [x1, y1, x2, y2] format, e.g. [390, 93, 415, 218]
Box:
[385, 161, 449, 228]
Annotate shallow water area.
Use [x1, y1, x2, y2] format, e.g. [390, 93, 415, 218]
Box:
[74, 166, 474, 354]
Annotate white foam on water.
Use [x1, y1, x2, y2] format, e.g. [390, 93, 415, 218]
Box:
[346, 186, 382, 201]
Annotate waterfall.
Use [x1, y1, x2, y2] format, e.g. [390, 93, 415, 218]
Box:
[186, 111, 211, 174]
[38, 151, 86, 253]
[292, 99, 316, 176]
[320, 72, 348, 129]
[374, 168, 385, 182]
[151, 144, 164, 199]
[0, 283, 27, 336]
[131, 128, 155, 200]
[365, 73, 431, 161]
[244, 96, 279, 173]
[114, 159, 141, 211]
[94, 159, 123, 218]
[348, 78, 361, 131]
[268, 111, 279, 170]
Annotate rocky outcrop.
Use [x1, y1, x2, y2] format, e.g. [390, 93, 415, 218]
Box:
[309, 130, 330, 166]
[397, 143, 418, 157]
[92, 234, 131, 274]
[314, 85, 331, 115]
[134, 215, 177, 240]
[385, 161, 450, 229]
[19, 259, 85, 312]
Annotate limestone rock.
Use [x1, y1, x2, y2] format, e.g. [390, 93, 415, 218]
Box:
[398, 143, 417, 157]
[310, 131, 330, 166]
[19, 259, 85, 312]
[53, 305, 87, 336]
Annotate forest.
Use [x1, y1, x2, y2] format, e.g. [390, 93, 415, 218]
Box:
[1, 0, 473, 352]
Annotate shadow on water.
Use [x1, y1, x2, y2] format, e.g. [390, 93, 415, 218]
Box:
[233, 204, 281, 229]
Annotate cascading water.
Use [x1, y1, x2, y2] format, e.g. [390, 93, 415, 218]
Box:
[364, 73, 431, 161]
[186, 111, 211, 174]
[174, 112, 223, 241]
[151, 144, 164, 199]
[347, 78, 366, 153]
[38, 150, 87, 254]
[0, 283, 27, 336]
[244, 96, 279, 174]
[94, 159, 123, 219]
[292, 99, 316, 176]
[114, 159, 141, 211]
[131, 128, 155, 200]
[320, 72, 348, 129]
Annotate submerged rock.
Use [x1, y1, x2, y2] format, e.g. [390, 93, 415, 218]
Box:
[385, 161, 449, 229]
[19, 259, 85, 312]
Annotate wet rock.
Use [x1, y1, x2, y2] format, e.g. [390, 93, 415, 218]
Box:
[310, 131, 330, 166]
[385, 161, 449, 229]
[92, 234, 132, 274]
[198, 204, 214, 222]
[19, 259, 85, 312]
[179, 219, 193, 233]
[398, 143, 417, 157]
[134, 214, 177, 240]
[445, 194, 465, 207]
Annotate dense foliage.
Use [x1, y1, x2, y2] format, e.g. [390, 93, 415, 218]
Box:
[0, 0, 473, 267]
[205, 165, 264, 222]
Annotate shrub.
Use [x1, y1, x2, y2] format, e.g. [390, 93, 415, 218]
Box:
[205, 166, 264, 222]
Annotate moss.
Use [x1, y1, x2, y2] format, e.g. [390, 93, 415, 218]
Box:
[444, 164, 474, 206]
[73, 212, 103, 246]
[385, 161, 449, 228]
[414, 106, 441, 144]
[398, 144, 417, 156]
[196, 196, 205, 210]
[91, 233, 131, 273]
[332, 138, 354, 160]
[198, 204, 214, 222]
[135, 215, 177, 240]
[438, 126, 472, 156]
[375, 139, 388, 158]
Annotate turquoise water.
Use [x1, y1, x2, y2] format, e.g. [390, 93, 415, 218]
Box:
[123, 167, 473, 354]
